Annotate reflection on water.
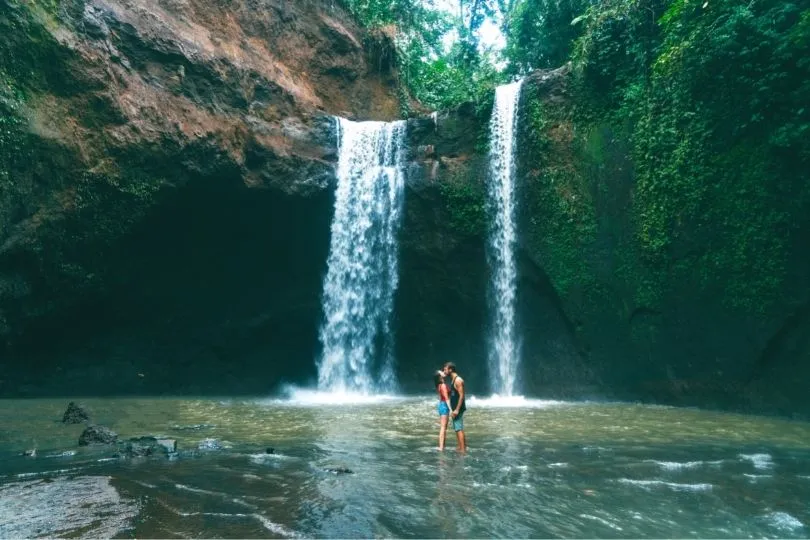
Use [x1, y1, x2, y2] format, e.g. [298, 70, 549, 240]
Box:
[1, 397, 809, 538]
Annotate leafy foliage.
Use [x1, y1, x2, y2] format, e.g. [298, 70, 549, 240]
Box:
[340, 0, 509, 111]
[438, 174, 487, 236]
[505, 0, 591, 73]
[509, 0, 810, 312]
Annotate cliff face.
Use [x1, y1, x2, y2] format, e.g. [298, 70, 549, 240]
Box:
[513, 67, 810, 417]
[399, 108, 598, 396]
[2, 0, 807, 415]
[399, 66, 809, 415]
[0, 0, 400, 394]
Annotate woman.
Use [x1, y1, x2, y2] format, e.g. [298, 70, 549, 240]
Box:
[434, 371, 452, 451]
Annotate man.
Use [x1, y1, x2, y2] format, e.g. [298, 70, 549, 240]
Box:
[442, 362, 466, 453]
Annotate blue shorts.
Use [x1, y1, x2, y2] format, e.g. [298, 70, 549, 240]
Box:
[452, 412, 464, 432]
[437, 402, 450, 416]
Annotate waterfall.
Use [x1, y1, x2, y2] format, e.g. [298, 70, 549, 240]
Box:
[316, 118, 406, 394]
[486, 80, 523, 397]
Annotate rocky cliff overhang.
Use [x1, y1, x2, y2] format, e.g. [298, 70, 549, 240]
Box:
[0, 0, 401, 382]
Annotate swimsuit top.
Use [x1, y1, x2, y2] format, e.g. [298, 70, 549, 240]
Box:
[436, 382, 449, 401]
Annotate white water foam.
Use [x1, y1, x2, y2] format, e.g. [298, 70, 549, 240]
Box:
[468, 394, 566, 408]
[743, 473, 773, 481]
[645, 460, 706, 471]
[45, 450, 77, 458]
[579, 514, 624, 531]
[272, 386, 406, 406]
[253, 514, 300, 537]
[762, 511, 804, 532]
[739, 453, 774, 470]
[12, 466, 86, 478]
[617, 479, 713, 492]
[166, 508, 299, 537]
[248, 453, 293, 464]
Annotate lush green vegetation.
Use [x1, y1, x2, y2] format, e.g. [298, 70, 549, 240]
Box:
[340, 0, 513, 110]
[507, 0, 810, 312]
[340, 0, 810, 313]
[438, 171, 487, 236]
[504, 0, 589, 73]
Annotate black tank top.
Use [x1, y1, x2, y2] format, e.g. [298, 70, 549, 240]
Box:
[448, 375, 466, 414]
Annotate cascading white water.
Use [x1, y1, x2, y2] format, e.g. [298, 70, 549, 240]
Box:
[316, 118, 406, 394]
[486, 80, 523, 397]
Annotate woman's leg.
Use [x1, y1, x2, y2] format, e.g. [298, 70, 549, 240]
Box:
[438, 415, 448, 450]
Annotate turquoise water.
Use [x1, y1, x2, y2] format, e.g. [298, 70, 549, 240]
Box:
[1, 396, 809, 538]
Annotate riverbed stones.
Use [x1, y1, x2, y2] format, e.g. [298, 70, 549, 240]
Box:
[120, 437, 156, 457]
[78, 425, 118, 446]
[0, 476, 138, 538]
[62, 402, 90, 424]
[116, 437, 178, 458]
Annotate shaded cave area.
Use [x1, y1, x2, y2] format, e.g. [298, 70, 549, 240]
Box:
[2, 172, 591, 399]
[4, 179, 336, 396]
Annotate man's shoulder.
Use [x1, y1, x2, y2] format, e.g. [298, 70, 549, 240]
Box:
[455, 375, 465, 385]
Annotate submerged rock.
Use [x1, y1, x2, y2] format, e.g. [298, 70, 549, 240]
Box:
[62, 402, 90, 424]
[323, 467, 354, 475]
[170, 423, 215, 432]
[78, 425, 118, 446]
[116, 436, 177, 458]
[157, 439, 177, 453]
[198, 438, 225, 451]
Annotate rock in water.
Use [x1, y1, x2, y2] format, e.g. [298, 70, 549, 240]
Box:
[62, 402, 90, 424]
[78, 425, 118, 446]
[121, 437, 156, 457]
[198, 438, 225, 451]
[117, 437, 178, 458]
[323, 467, 354, 475]
[157, 439, 177, 453]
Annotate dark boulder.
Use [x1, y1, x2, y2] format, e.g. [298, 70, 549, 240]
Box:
[62, 402, 90, 424]
[78, 425, 118, 446]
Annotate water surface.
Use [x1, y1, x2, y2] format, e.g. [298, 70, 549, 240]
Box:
[1, 397, 809, 538]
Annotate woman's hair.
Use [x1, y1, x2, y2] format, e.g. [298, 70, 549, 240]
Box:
[433, 371, 445, 387]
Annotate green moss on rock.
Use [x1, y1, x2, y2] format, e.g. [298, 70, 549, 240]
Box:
[437, 167, 486, 237]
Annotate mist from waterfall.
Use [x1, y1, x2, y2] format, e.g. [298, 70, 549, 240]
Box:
[316, 118, 406, 394]
[486, 80, 523, 397]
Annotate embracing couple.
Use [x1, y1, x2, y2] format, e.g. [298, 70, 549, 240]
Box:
[433, 362, 466, 452]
